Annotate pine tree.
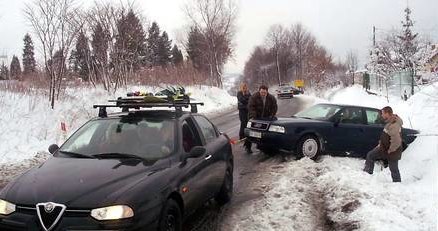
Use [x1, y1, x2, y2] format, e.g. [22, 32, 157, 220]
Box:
[158, 31, 172, 66]
[171, 44, 184, 66]
[0, 64, 9, 80]
[114, 9, 147, 71]
[10, 55, 22, 80]
[22, 33, 36, 76]
[48, 50, 66, 76]
[186, 27, 208, 72]
[69, 50, 78, 74]
[72, 31, 91, 80]
[147, 21, 162, 66]
[92, 23, 109, 65]
[398, 7, 418, 69]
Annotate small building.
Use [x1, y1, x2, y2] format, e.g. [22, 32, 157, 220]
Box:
[422, 44, 438, 73]
[419, 44, 438, 84]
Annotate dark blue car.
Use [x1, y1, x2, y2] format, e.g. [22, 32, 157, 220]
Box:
[244, 103, 418, 159]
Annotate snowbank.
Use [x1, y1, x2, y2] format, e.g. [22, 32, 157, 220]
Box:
[0, 85, 236, 164]
[227, 83, 437, 231]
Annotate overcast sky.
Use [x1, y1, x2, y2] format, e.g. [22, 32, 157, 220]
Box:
[0, 0, 437, 74]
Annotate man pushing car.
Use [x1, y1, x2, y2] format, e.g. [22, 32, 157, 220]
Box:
[363, 106, 403, 182]
[248, 85, 278, 120]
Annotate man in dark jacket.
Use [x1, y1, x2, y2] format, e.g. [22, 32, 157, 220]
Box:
[237, 83, 252, 153]
[363, 106, 403, 182]
[248, 85, 278, 120]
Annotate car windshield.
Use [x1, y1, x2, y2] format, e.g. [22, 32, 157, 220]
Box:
[59, 116, 176, 160]
[294, 104, 342, 121]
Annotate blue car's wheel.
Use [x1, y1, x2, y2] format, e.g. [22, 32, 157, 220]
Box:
[297, 135, 320, 160]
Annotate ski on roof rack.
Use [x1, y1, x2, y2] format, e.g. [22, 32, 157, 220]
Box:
[93, 87, 203, 117]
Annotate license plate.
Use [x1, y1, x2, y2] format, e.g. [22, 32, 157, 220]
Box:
[249, 131, 262, 138]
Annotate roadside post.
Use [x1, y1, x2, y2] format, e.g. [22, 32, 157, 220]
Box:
[61, 121, 67, 142]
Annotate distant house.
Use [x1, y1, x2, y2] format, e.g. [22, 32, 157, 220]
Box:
[418, 44, 438, 84]
[345, 69, 367, 86]
[422, 44, 438, 73]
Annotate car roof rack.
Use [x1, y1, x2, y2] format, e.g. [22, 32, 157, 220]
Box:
[93, 96, 204, 118]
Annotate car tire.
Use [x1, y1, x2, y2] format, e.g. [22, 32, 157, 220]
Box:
[158, 199, 182, 231]
[296, 135, 321, 160]
[215, 166, 233, 205]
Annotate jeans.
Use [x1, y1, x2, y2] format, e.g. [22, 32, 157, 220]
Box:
[238, 109, 251, 150]
[364, 146, 401, 182]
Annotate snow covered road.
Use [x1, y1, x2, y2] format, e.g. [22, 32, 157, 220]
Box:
[0, 84, 436, 230]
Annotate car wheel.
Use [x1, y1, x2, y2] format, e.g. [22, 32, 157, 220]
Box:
[297, 135, 320, 160]
[215, 166, 233, 205]
[158, 199, 182, 231]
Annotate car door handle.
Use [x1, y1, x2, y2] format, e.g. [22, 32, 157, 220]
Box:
[204, 154, 212, 160]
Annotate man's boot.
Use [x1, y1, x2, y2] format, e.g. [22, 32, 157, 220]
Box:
[244, 142, 252, 154]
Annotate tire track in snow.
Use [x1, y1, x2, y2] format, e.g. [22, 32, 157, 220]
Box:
[218, 156, 363, 231]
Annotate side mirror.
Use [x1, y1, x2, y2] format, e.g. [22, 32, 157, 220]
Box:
[180, 146, 206, 167]
[48, 144, 59, 154]
[187, 146, 206, 159]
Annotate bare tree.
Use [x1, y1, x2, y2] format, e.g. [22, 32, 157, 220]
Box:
[265, 24, 288, 85]
[288, 23, 313, 79]
[24, 0, 84, 109]
[86, 2, 149, 92]
[86, 2, 125, 91]
[185, 0, 238, 88]
[244, 22, 339, 90]
[346, 50, 358, 85]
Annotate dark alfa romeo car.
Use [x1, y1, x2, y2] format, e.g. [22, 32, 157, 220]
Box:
[245, 103, 418, 159]
[0, 102, 233, 231]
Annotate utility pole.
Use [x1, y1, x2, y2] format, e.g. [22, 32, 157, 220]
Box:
[373, 26, 376, 47]
[411, 63, 415, 96]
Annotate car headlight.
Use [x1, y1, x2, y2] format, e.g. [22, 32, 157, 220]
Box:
[91, 205, 134, 220]
[0, 199, 16, 215]
[268, 125, 285, 133]
[246, 121, 252, 128]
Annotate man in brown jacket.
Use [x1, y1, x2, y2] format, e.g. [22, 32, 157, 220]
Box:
[364, 106, 403, 182]
[248, 85, 278, 120]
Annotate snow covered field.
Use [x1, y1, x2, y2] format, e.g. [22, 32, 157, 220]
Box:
[0, 82, 436, 230]
[226, 83, 438, 231]
[0, 85, 236, 164]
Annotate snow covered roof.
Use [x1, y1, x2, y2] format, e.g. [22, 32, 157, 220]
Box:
[345, 69, 367, 75]
[424, 44, 438, 64]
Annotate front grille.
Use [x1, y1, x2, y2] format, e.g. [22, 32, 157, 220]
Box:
[16, 205, 37, 215]
[37, 204, 63, 228]
[250, 121, 269, 130]
[17, 205, 90, 217]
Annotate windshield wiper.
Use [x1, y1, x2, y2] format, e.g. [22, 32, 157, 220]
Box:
[92, 153, 144, 160]
[59, 151, 94, 159]
[297, 116, 312, 119]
